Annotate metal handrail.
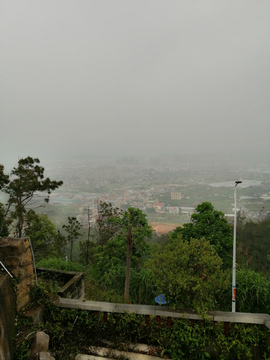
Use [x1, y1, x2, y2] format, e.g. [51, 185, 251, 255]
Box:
[0, 260, 13, 278]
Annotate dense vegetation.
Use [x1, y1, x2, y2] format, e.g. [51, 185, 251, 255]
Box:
[15, 279, 270, 360]
[237, 215, 270, 275]
[2, 158, 270, 359]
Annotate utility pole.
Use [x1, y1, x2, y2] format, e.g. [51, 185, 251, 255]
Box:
[86, 206, 91, 265]
[232, 180, 242, 312]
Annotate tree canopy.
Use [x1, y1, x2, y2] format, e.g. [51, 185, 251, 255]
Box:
[96, 201, 123, 247]
[119, 207, 152, 300]
[0, 164, 9, 190]
[24, 211, 66, 260]
[62, 216, 82, 261]
[0, 164, 10, 236]
[2, 157, 63, 237]
[148, 236, 228, 313]
[171, 202, 233, 268]
[0, 202, 11, 237]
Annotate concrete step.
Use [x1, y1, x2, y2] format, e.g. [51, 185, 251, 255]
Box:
[75, 346, 170, 360]
[76, 356, 113, 360]
[101, 341, 161, 355]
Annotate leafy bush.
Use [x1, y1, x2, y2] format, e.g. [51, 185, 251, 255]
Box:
[161, 319, 268, 360]
[14, 279, 60, 360]
[148, 236, 228, 313]
[37, 257, 85, 272]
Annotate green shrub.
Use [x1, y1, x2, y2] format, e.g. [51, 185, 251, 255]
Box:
[37, 257, 85, 272]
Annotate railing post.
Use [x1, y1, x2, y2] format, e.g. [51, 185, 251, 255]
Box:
[224, 322, 229, 338]
[104, 312, 108, 323]
[167, 317, 172, 328]
[156, 315, 161, 327]
[145, 315, 150, 327]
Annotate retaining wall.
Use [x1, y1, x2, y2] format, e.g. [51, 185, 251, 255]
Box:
[0, 238, 34, 311]
[0, 273, 16, 360]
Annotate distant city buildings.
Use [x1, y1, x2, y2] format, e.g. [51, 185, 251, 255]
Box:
[167, 206, 179, 214]
[153, 199, 159, 207]
[171, 191, 181, 200]
[44, 155, 270, 225]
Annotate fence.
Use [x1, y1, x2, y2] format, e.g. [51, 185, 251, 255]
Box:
[57, 298, 270, 338]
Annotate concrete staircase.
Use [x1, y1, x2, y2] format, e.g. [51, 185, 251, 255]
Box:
[75, 344, 170, 360]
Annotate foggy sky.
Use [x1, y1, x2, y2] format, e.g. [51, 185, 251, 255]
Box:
[1, 1, 270, 166]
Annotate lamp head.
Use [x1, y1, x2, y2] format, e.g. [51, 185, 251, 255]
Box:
[235, 181, 242, 186]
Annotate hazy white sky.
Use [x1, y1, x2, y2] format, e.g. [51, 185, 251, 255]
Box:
[1, 1, 270, 165]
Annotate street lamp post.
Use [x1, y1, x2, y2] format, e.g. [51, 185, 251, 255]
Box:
[232, 180, 242, 312]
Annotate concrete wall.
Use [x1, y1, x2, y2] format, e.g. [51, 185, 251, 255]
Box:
[36, 267, 85, 299]
[0, 238, 34, 311]
[0, 273, 16, 360]
[59, 272, 85, 299]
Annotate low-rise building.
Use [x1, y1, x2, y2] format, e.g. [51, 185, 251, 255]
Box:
[171, 191, 181, 200]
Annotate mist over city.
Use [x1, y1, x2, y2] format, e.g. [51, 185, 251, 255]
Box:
[1, 0, 270, 259]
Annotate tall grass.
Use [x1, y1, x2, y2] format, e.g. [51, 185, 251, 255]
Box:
[220, 267, 270, 313]
[85, 264, 156, 304]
